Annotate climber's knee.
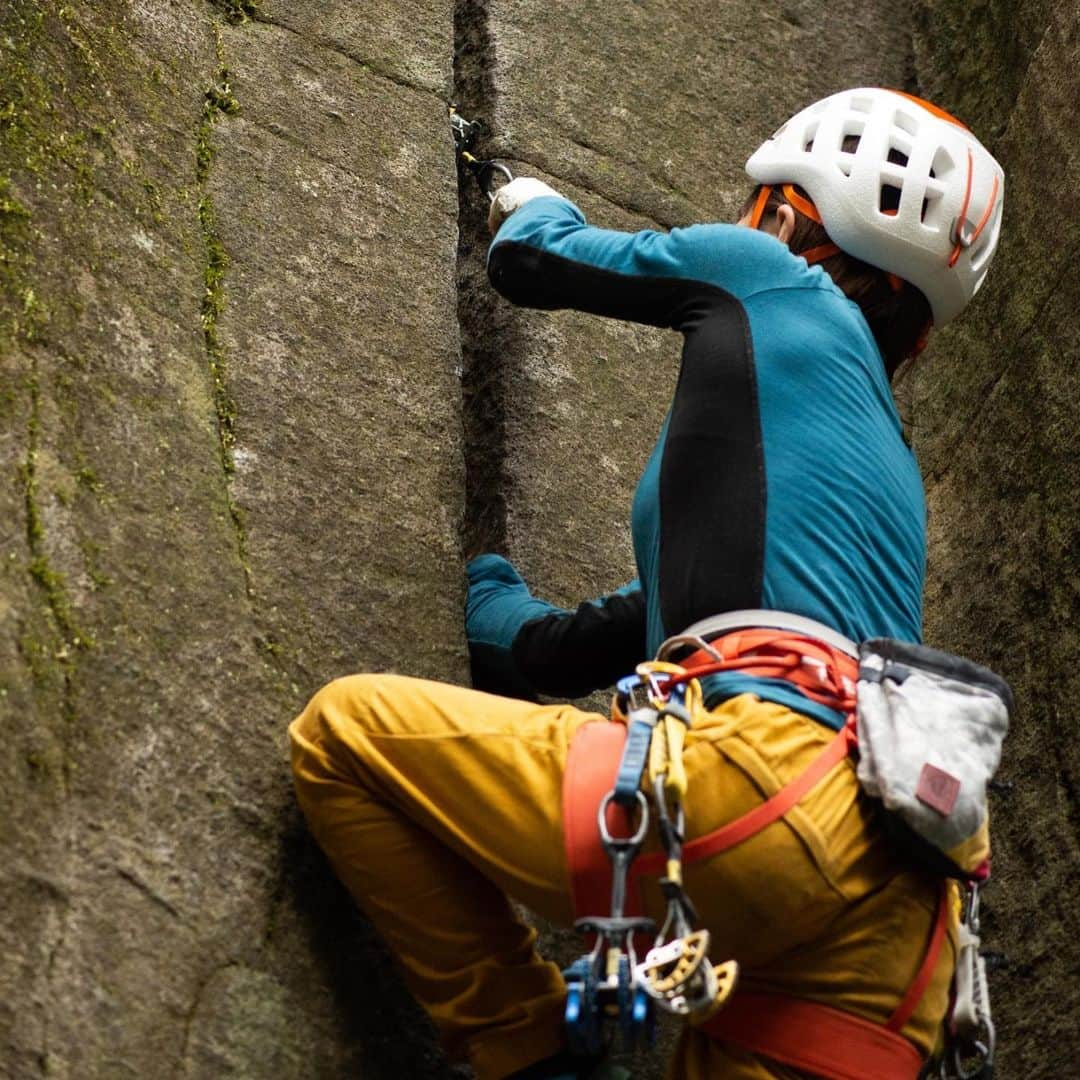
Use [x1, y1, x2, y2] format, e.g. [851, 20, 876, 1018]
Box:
[288, 672, 389, 774]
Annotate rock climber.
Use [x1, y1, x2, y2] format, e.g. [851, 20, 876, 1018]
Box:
[289, 88, 1005, 1079]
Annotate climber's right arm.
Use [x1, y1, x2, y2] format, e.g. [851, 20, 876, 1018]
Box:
[486, 180, 783, 328]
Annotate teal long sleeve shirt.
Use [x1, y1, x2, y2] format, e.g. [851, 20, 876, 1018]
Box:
[467, 196, 926, 728]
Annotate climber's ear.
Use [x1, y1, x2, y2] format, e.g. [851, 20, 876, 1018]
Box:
[775, 203, 796, 247]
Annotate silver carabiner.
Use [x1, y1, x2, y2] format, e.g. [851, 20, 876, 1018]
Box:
[477, 160, 513, 203]
[597, 788, 650, 849]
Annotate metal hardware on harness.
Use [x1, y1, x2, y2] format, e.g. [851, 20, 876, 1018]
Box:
[635, 931, 739, 1018]
[448, 105, 514, 202]
[939, 883, 995, 1079]
[564, 788, 656, 1055]
[639, 694, 740, 1020]
[564, 664, 739, 1054]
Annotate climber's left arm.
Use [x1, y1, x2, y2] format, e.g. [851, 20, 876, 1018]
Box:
[466, 554, 646, 700]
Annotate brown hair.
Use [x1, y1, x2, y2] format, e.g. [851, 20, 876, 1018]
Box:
[739, 184, 932, 380]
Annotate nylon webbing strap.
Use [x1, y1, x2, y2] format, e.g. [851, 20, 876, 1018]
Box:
[701, 991, 925, 1080]
[614, 710, 657, 807]
[631, 722, 856, 878]
[887, 878, 951, 1032]
[563, 720, 644, 922]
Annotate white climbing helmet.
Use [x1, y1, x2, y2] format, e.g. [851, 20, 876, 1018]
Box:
[746, 88, 1005, 325]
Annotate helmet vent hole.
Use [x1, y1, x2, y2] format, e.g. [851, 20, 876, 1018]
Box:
[879, 183, 903, 215]
[836, 154, 854, 177]
[888, 142, 912, 166]
[893, 110, 919, 137]
[850, 95, 874, 114]
[840, 117, 866, 147]
[922, 189, 946, 229]
[801, 119, 820, 152]
[931, 146, 955, 180]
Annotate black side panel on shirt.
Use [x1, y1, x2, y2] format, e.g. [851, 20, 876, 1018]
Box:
[660, 296, 765, 633]
[511, 589, 647, 698]
[468, 641, 542, 703]
[490, 242, 693, 328]
[490, 238, 766, 646]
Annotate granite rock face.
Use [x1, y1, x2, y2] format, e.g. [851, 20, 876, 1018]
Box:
[1, 1, 1075, 1078]
[903, 3, 1080, 1074]
[1, 2, 465, 1077]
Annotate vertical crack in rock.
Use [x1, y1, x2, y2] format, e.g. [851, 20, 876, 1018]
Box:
[195, 21, 253, 599]
[21, 360, 83, 788]
[453, 0, 511, 559]
[41, 891, 73, 1078]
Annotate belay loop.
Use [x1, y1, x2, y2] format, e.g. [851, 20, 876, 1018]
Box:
[448, 105, 514, 203]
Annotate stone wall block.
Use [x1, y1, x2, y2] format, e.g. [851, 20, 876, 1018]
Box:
[908, 3, 1080, 1072]
[210, 18, 469, 687]
[486, 0, 913, 226]
[2, 2, 464, 1076]
[257, 0, 455, 97]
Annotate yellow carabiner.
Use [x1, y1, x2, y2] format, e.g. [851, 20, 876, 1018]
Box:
[663, 713, 688, 801]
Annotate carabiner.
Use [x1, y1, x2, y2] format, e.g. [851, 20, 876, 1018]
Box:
[598, 788, 650, 850]
[449, 105, 515, 203]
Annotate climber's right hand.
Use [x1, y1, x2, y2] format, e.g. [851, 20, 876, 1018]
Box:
[488, 176, 567, 235]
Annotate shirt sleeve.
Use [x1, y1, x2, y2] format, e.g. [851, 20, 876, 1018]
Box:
[466, 553, 646, 699]
[487, 195, 799, 328]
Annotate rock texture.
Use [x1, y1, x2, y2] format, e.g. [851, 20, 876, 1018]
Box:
[903, 2, 1080, 1074]
[1, 2, 465, 1077]
[1, 0, 1076, 1078]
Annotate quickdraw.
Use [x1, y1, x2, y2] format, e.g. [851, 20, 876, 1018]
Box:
[563, 659, 738, 1055]
[448, 105, 514, 202]
[937, 882, 995, 1079]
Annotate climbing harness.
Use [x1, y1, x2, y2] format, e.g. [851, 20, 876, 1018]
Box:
[448, 105, 514, 202]
[562, 614, 1012, 1077]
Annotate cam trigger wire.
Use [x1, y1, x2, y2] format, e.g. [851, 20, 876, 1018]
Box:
[449, 105, 514, 203]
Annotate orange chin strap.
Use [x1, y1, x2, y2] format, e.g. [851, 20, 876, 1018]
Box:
[751, 184, 840, 265]
[782, 183, 823, 224]
[749, 184, 772, 229]
[800, 242, 842, 266]
[754, 184, 909, 287]
[781, 184, 840, 265]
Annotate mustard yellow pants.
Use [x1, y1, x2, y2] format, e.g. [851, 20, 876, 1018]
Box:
[289, 674, 954, 1079]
